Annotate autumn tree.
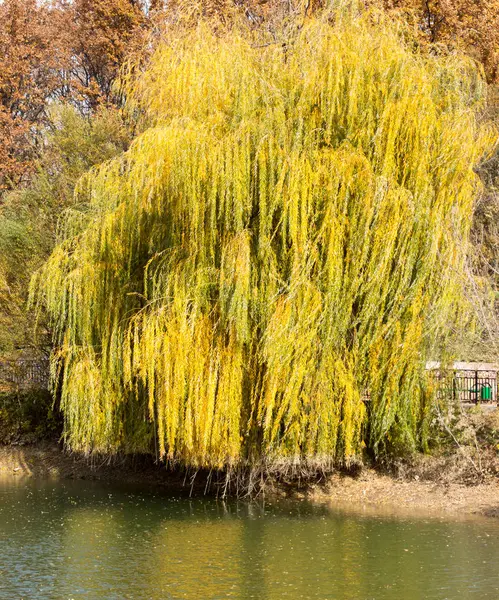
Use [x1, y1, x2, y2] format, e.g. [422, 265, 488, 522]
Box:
[0, 0, 151, 194]
[33, 11, 494, 464]
[378, 1, 499, 83]
[0, 0, 68, 190]
[62, 0, 148, 109]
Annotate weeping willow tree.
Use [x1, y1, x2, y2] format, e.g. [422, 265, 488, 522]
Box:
[32, 6, 496, 468]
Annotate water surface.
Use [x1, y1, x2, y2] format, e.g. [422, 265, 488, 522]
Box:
[1, 478, 498, 599]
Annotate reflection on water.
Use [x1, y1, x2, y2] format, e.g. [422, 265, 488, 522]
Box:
[1, 478, 499, 599]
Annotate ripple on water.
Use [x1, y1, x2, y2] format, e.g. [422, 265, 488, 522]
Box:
[0, 479, 499, 599]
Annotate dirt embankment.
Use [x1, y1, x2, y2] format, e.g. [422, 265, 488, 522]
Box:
[1, 443, 499, 518]
[0, 443, 189, 490]
[307, 471, 499, 518]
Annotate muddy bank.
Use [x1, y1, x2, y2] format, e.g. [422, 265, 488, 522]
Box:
[307, 471, 499, 518]
[0, 443, 190, 491]
[1, 443, 499, 518]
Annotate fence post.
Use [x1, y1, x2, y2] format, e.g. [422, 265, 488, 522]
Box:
[475, 370, 479, 405]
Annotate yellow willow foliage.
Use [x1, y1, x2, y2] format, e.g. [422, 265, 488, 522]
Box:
[31, 9, 496, 467]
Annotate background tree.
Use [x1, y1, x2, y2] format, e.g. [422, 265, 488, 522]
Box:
[62, 0, 148, 109]
[0, 0, 151, 194]
[0, 0, 68, 191]
[379, 1, 499, 83]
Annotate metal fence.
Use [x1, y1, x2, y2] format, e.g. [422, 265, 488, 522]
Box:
[427, 363, 498, 405]
[0, 358, 50, 391]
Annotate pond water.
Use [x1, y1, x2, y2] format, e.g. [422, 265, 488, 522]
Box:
[1, 478, 499, 599]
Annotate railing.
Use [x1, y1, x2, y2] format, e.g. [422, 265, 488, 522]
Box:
[427, 362, 498, 405]
[0, 358, 50, 391]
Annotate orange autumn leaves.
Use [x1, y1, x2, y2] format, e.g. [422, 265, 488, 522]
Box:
[0, 0, 147, 192]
